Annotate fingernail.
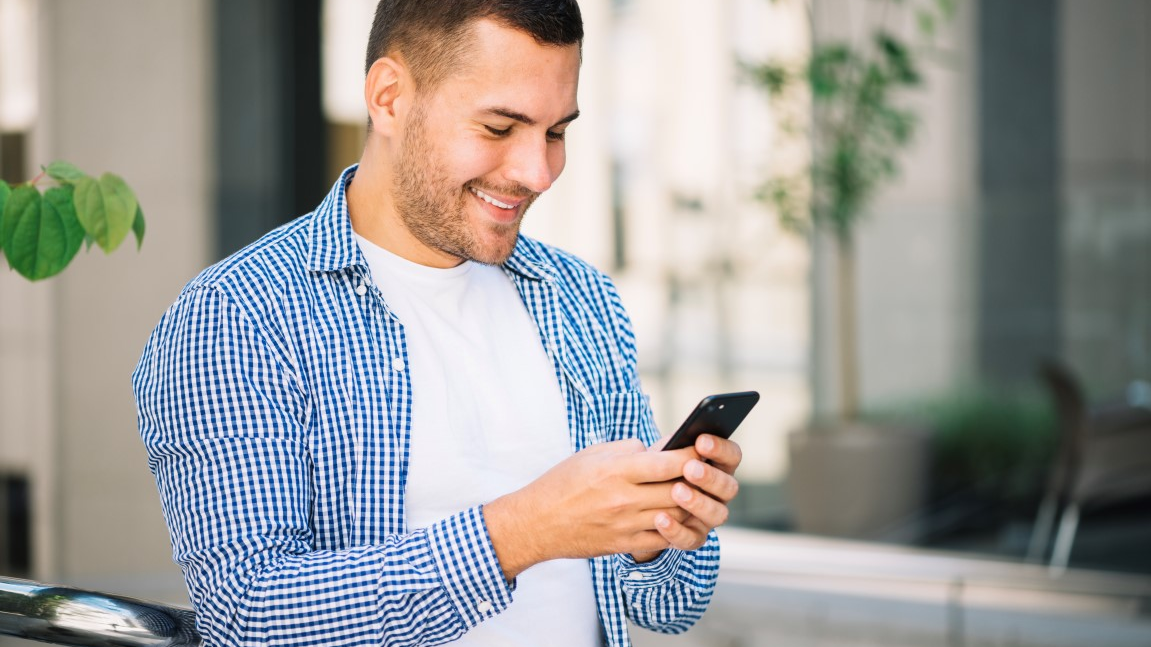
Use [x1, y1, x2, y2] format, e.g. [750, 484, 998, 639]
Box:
[656, 514, 671, 529]
[699, 435, 714, 451]
[687, 460, 705, 480]
[673, 483, 692, 502]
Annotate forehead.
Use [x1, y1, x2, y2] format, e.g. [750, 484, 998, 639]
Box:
[426, 19, 581, 119]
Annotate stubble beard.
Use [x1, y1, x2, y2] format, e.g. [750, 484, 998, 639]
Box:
[393, 103, 536, 266]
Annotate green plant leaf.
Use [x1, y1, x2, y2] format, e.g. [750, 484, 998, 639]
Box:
[0, 180, 11, 255]
[876, 32, 920, 85]
[809, 44, 856, 99]
[74, 172, 138, 253]
[2, 186, 39, 267]
[5, 185, 85, 280]
[748, 62, 792, 95]
[42, 186, 85, 276]
[935, 0, 957, 20]
[45, 160, 87, 184]
[132, 204, 146, 250]
[3, 187, 42, 279]
[916, 9, 937, 37]
[880, 107, 918, 145]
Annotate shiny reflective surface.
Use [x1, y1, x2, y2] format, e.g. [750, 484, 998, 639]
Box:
[0, 576, 201, 647]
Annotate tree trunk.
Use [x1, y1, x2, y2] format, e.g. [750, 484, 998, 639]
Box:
[836, 233, 860, 421]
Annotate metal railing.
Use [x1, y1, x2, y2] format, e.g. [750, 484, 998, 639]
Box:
[0, 576, 201, 647]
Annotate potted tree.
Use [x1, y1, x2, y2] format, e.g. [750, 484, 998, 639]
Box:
[744, 0, 956, 539]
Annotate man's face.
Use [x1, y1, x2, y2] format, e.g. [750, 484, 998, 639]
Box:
[391, 20, 581, 266]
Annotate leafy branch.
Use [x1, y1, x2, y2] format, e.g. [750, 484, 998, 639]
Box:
[0, 161, 145, 281]
[746, 0, 956, 242]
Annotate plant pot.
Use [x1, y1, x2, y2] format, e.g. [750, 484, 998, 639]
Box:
[787, 422, 929, 541]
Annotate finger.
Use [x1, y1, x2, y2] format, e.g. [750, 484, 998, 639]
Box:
[695, 435, 743, 475]
[626, 450, 698, 484]
[603, 484, 694, 521]
[671, 481, 730, 530]
[682, 458, 740, 504]
[643, 505, 691, 524]
[653, 511, 710, 552]
[647, 437, 702, 463]
[630, 489, 710, 523]
[616, 482, 678, 513]
[628, 530, 672, 558]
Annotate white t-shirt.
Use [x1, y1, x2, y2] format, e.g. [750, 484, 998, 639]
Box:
[356, 235, 601, 646]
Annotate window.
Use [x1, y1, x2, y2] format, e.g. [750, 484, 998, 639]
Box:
[0, 473, 31, 577]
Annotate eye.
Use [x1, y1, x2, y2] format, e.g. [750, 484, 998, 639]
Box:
[485, 125, 512, 137]
[546, 130, 566, 143]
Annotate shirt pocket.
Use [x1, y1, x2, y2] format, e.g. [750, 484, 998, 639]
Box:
[590, 390, 660, 445]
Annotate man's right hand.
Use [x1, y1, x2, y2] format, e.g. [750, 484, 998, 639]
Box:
[482, 439, 696, 581]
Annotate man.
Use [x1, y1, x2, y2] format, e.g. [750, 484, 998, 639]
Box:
[133, 1, 743, 645]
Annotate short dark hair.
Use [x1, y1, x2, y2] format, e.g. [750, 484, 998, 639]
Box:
[364, 0, 584, 90]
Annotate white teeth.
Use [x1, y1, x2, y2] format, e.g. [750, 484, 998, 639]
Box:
[471, 187, 515, 210]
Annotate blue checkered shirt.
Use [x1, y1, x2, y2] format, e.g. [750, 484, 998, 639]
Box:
[133, 166, 720, 646]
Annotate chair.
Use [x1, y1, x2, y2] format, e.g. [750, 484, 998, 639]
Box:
[1027, 361, 1151, 573]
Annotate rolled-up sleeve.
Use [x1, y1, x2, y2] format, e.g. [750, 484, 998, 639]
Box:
[598, 275, 721, 634]
[133, 286, 511, 647]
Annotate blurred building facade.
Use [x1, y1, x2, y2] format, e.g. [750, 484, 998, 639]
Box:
[0, 0, 1147, 615]
[0, 0, 213, 602]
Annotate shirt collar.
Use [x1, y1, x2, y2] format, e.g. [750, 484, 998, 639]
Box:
[306, 164, 365, 274]
[503, 237, 558, 283]
[307, 163, 555, 283]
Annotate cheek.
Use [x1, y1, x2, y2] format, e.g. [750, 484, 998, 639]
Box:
[452, 141, 504, 183]
[548, 145, 567, 180]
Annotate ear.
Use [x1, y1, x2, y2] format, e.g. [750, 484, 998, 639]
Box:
[364, 56, 408, 137]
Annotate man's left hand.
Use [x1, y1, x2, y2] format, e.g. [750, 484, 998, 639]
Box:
[639, 434, 742, 555]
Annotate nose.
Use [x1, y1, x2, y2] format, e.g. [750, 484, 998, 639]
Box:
[505, 136, 563, 194]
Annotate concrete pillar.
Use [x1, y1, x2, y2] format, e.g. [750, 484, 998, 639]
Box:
[215, 0, 326, 258]
[976, 0, 1062, 384]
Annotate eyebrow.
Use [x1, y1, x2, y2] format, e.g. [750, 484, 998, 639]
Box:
[485, 107, 581, 128]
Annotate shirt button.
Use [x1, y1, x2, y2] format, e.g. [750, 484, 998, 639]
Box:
[354, 284, 368, 296]
[626, 571, 647, 581]
[392, 358, 406, 372]
[477, 600, 493, 614]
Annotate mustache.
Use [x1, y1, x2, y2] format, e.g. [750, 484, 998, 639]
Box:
[466, 181, 537, 200]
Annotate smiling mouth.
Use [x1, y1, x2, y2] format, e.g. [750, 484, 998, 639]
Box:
[469, 186, 517, 210]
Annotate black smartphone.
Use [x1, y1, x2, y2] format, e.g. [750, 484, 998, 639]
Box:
[661, 391, 760, 451]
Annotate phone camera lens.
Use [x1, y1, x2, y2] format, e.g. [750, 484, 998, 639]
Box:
[706, 405, 716, 412]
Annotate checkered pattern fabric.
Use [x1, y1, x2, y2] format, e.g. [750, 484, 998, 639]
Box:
[133, 165, 719, 647]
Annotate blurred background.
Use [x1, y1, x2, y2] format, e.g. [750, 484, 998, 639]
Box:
[0, 0, 1149, 645]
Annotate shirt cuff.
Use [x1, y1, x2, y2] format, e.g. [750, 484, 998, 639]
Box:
[615, 548, 686, 588]
[426, 506, 514, 627]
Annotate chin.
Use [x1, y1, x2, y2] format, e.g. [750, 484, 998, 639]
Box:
[469, 228, 520, 265]
[469, 242, 518, 266]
